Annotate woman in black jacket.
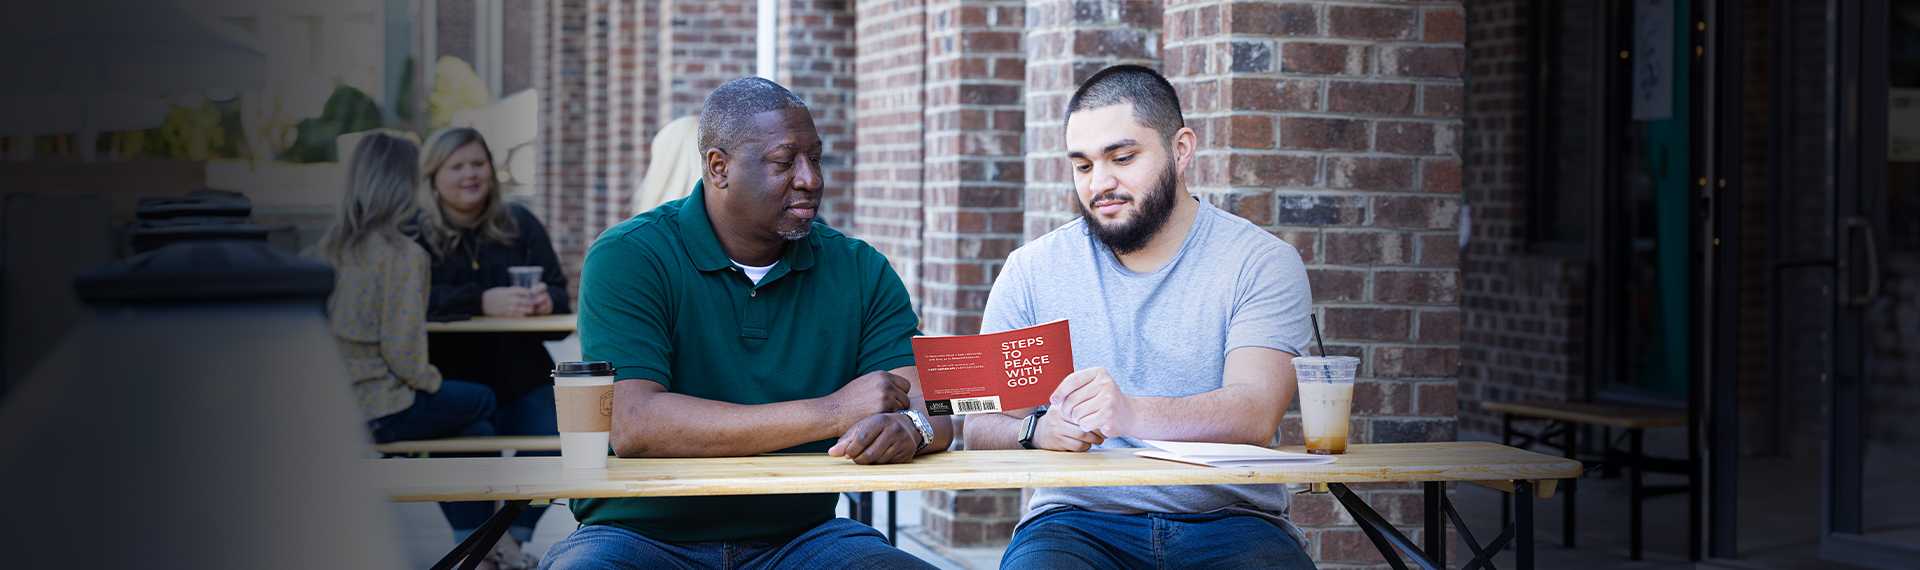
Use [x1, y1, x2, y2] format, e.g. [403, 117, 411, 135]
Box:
[415, 127, 565, 568]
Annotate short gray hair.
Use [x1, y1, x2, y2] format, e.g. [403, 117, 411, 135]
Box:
[698, 77, 809, 153]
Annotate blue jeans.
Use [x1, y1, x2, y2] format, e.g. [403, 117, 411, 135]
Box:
[540, 519, 935, 570]
[371, 382, 557, 541]
[1001, 508, 1317, 569]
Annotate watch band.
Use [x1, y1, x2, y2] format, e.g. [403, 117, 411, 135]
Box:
[1019, 408, 1047, 449]
[899, 409, 934, 452]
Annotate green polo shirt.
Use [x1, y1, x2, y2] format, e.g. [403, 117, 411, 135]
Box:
[571, 181, 920, 542]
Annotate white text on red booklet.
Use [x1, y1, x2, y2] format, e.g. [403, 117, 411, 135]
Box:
[911, 319, 1073, 416]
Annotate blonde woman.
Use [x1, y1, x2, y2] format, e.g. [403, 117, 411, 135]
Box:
[415, 127, 565, 564]
[315, 133, 506, 550]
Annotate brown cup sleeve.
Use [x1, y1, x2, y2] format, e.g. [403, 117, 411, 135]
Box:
[555, 383, 613, 432]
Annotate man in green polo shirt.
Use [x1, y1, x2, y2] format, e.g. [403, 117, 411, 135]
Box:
[541, 78, 948, 569]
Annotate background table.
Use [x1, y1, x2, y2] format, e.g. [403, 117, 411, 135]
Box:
[424, 314, 577, 333]
[372, 442, 1579, 570]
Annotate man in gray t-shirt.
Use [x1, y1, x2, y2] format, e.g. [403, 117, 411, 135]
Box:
[971, 66, 1317, 569]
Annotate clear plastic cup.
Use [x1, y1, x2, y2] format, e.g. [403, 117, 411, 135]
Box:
[1293, 355, 1359, 455]
[508, 266, 543, 289]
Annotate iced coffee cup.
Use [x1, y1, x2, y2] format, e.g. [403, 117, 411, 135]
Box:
[1294, 355, 1359, 455]
[553, 361, 615, 468]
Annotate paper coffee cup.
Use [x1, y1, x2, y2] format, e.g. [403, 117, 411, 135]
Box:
[553, 361, 614, 469]
[1293, 356, 1359, 455]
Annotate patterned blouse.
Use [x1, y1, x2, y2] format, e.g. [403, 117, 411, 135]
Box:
[323, 236, 444, 420]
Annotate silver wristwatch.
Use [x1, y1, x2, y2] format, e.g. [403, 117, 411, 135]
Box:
[899, 409, 935, 452]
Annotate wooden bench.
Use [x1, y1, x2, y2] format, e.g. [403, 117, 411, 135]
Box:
[1483, 400, 1697, 561]
[374, 436, 897, 543]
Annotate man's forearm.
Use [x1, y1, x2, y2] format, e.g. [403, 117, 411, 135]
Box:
[614, 392, 846, 457]
[1123, 386, 1284, 445]
[962, 410, 1031, 450]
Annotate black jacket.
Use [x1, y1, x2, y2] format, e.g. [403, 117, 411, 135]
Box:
[418, 204, 571, 403]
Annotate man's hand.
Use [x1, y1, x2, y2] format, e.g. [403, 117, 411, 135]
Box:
[481, 287, 532, 317]
[1051, 367, 1138, 437]
[828, 413, 921, 464]
[817, 370, 911, 431]
[1033, 411, 1106, 452]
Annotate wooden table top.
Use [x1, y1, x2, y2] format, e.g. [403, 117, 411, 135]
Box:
[425, 314, 577, 333]
[1482, 400, 1687, 429]
[370, 441, 1582, 502]
[375, 436, 563, 455]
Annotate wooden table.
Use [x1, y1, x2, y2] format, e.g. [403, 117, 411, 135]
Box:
[374, 436, 563, 456]
[374, 442, 1580, 570]
[1484, 400, 1696, 561]
[424, 314, 577, 333]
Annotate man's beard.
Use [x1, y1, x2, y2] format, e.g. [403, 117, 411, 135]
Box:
[1075, 161, 1178, 255]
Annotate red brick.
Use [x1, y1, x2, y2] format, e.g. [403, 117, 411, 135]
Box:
[1328, 5, 1416, 40]
[1376, 270, 1458, 304]
[1233, 78, 1321, 111]
[1330, 157, 1415, 191]
[1421, 158, 1462, 193]
[1417, 309, 1461, 343]
[1328, 81, 1416, 115]
[1318, 528, 1387, 563]
[1417, 233, 1459, 267]
[1279, 117, 1368, 152]
[1307, 268, 1366, 302]
[1325, 307, 1412, 343]
[1282, 42, 1366, 75]
[1385, 46, 1465, 78]
[1230, 115, 1275, 149]
[1417, 381, 1459, 416]
[1373, 196, 1460, 229]
[1377, 121, 1436, 155]
[1352, 379, 1411, 416]
[1419, 84, 1464, 117]
[1374, 346, 1459, 378]
[1423, 8, 1466, 43]
[1325, 230, 1411, 265]
[1230, 2, 1318, 35]
[1229, 154, 1318, 187]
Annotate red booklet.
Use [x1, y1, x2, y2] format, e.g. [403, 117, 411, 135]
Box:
[912, 319, 1073, 416]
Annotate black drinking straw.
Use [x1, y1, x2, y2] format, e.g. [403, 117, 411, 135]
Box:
[1310, 313, 1328, 357]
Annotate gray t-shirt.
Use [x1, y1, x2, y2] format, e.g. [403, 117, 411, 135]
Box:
[980, 198, 1315, 535]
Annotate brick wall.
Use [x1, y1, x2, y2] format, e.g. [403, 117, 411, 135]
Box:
[1455, 0, 1589, 436]
[1165, 1, 1465, 564]
[534, 0, 591, 300]
[1022, 0, 1163, 241]
[670, 0, 759, 117]
[779, 0, 861, 226]
[853, 0, 929, 304]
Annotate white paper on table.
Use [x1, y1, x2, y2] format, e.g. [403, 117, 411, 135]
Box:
[1135, 439, 1337, 468]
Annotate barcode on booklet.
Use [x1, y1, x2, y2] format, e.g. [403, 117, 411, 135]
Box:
[927, 396, 1003, 416]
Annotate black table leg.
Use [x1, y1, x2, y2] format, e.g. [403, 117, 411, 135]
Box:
[432, 500, 530, 570]
[1631, 428, 1644, 561]
[1330, 483, 1436, 570]
[1516, 480, 1534, 570]
[886, 491, 897, 545]
[1425, 481, 1445, 568]
[1564, 421, 1578, 548]
[1502, 413, 1514, 531]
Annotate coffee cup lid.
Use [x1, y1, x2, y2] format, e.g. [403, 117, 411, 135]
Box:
[554, 361, 615, 377]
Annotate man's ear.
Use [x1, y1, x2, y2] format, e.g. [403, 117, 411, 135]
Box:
[1171, 126, 1198, 179]
[703, 148, 730, 190]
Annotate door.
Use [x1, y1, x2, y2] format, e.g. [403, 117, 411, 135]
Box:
[1824, 0, 1920, 566]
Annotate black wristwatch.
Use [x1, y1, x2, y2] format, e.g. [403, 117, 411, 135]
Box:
[1019, 408, 1047, 450]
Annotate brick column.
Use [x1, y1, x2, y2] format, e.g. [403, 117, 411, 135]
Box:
[535, 0, 592, 300]
[1022, 0, 1163, 240]
[1165, 1, 1464, 565]
[914, 0, 1029, 551]
[779, 0, 861, 226]
[853, 0, 928, 303]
